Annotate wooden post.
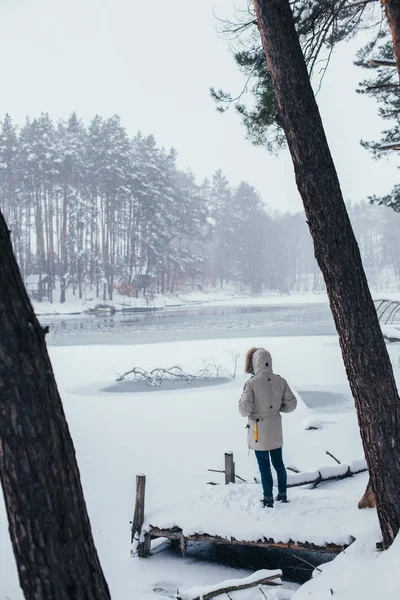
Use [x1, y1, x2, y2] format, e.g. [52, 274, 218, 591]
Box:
[139, 533, 151, 558]
[131, 474, 148, 555]
[225, 452, 235, 484]
[180, 533, 187, 557]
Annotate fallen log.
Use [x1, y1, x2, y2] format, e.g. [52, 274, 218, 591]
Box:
[226, 464, 367, 489]
[252, 466, 367, 488]
[257, 460, 368, 489]
[208, 453, 366, 489]
[177, 569, 282, 600]
[288, 465, 367, 489]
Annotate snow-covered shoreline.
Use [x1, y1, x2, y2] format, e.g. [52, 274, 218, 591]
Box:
[32, 290, 331, 317]
[31, 287, 400, 318]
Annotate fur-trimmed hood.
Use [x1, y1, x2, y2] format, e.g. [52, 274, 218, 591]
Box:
[245, 347, 259, 374]
[245, 347, 273, 375]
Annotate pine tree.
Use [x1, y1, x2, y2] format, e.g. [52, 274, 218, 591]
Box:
[4, 110, 400, 300]
[211, 1, 385, 148]
[0, 115, 23, 275]
[17, 114, 58, 301]
[254, 0, 400, 547]
[208, 170, 238, 286]
[56, 113, 87, 302]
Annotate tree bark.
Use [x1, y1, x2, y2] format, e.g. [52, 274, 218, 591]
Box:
[383, 0, 400, 79]
[0, 210, 110, 597]
[254, 0, 400, 548]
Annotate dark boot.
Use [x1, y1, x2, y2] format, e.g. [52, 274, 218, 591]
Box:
[276, 492, 288, 503]
[263, 497, 274, 508]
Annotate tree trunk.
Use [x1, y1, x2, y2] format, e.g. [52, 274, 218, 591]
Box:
[0, 210, 111, 598]
[254, 0, 400, 548]
[48, 195, 54, 303]
[384, 0, 400, 79]
[60, 185, 68, 304]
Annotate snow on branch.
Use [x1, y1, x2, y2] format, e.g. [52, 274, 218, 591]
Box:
[116, 354, 240, 386]
[288, 459, 367, 488]
[177, 569, 282, 600]
[370, 59, 397, 68]
[116, 366, 196, 386]
[252, 458, 368, 489]
[378, 141, 400, 151]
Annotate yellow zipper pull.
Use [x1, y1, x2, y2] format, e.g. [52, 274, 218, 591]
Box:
[254, 421, 259, 443]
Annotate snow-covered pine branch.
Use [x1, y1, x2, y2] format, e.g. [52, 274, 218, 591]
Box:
[378, 140, 400, 150]
[370, 58, 397, 67]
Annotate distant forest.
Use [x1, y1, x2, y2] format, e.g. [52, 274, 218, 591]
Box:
[0, 112, 399, 303]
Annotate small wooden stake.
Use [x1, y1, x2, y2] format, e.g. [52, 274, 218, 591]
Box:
[225, 452, 235, 484]
[139, 533, 151, 558]
[131, 474, 146, 544]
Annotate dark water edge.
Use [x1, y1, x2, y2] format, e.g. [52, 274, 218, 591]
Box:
[155, 539, 336, 585]
[40, 302, 336, 346]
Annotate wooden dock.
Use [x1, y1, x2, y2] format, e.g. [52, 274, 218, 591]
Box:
[130, 455, 361, 559]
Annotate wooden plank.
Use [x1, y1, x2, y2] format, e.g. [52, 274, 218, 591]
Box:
[149, 526, 182, 539]
[225, 452, 235, 484]
[137, 533, 151, 558]
[146, 526, 350, 554]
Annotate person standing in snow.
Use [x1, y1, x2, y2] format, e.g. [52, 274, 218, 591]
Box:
[239, 347, 297, 508]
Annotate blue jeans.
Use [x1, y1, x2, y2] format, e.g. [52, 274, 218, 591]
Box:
[255, 447, 287, 499]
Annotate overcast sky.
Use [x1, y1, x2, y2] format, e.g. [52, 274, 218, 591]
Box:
[0, 0, 397, 212]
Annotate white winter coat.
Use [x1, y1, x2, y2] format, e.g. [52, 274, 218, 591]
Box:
[238, 348, 297, 451]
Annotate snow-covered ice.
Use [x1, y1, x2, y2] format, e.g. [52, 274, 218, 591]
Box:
[1, 323, 400, 599]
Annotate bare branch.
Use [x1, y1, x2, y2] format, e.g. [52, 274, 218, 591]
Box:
[325, 451, 341, 464]
[291, 553, 323, 573]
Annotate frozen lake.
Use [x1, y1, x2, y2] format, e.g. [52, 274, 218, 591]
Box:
[41, 302, 336, 346]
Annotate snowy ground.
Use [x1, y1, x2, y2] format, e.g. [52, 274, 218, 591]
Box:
[1, 324, 400, 598]
[143, 472, 374, 549]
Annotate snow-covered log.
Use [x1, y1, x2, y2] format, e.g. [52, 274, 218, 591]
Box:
[252, 459, 367, 489]
[288, 460, 367, 488]
[177, 569, 282, 600]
